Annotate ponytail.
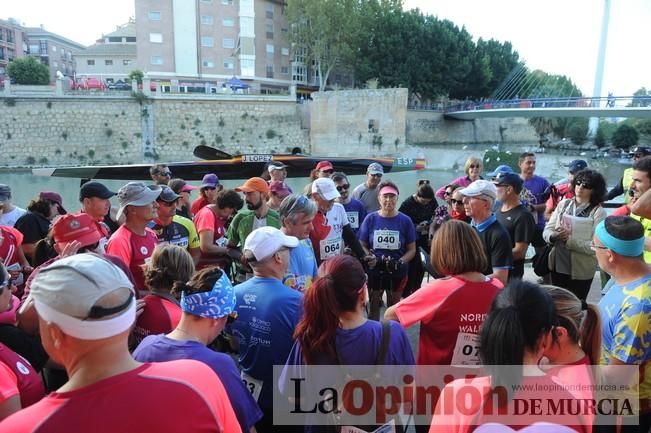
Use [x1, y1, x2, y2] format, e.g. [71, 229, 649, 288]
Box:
[580, 303, 602, 365]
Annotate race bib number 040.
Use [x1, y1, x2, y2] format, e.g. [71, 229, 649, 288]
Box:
[373, 230, 400, 250]
[241, 371, 263, 401]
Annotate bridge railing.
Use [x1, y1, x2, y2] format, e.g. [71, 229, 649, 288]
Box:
[441, 95, 640, 113]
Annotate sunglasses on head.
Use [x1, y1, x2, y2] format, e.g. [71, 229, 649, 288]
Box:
[336, 184, 350, 192]
[418, 179, 430, 185]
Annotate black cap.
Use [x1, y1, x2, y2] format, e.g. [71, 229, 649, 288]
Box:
[631, 146, 651, 156]
[563, 159, 588, 174]
[157, 185, 180, 203]
[79, 181, 116, 201]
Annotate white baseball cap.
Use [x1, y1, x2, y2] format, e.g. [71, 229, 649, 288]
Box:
[459, 179, 497, 200]
[311, 177, 340, 201]
[244, 226, 298, 262]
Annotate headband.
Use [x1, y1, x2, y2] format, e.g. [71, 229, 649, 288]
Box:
[379, 186, 399, 196]
[34, 298, 135, 340]
[180, 272, 236, 319]
[595, 221, 645, 257]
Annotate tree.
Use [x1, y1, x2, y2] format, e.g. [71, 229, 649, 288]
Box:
[594, 126, 607, 148]
[128, 70, 144, 84]
[528, 117, 557, 142]
[612, 124, 639, 150]
[630, 87, 651, 107]
[285, 0, 362, 91]
[6, 57, 50, 85]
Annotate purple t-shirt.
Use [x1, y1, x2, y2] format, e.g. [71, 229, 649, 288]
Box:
[358, 211, 417, 276]
[133, 335, 263, 431]
[279, 320, 415, 432]
[523, 175, 551, 228]
[341, 198, 367, 234]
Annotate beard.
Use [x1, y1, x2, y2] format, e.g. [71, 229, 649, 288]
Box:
[247, 198, 263, 210]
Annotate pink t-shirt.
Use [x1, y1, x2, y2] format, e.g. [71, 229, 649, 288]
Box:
[106, 226, 158, 291]
[395, 276, 502, 366]
[193, 206, 229, 270]
[0, 360, 242, 433]
[133, 295, 182, 346]
[0, 343, 45, 408]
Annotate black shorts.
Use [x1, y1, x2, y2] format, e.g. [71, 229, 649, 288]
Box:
[532, 227, 546, 248]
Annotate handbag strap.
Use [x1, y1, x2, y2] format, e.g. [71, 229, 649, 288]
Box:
[335, 320, 391, 367]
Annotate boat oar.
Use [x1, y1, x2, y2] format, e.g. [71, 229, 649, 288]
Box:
[193, 145, 233, 160]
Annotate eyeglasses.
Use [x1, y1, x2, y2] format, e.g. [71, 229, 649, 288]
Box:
[575, 181, 593, 189]
[418, 179, 430, 185]
[369, 173, 383, 178]
[159, 171, 172, 177]
[469, 164, 481, 169]
[451, 199, 464, 205]
[203, 186, 216, 191]
[336, 184, 350, 192]
[590, 242, 609, 251]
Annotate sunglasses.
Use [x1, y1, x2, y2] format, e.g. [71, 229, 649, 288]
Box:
[451, 198, 464, 205]
[203, 186, 217, 191]
[285, 194, 309, 215]
[469, 164, 481, 169]
[590, 242, 608, 251]
[444, 190, 453, 196]
[418, 179, 430, 185]
[336, 184, 350, 192]
[575, 181, 593, 189]
[321, 169, 334, 174]
[159, 171, 172, 177]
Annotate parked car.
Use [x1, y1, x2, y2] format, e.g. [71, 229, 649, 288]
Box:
[73, 77, 106, 91]
[108, 80, 131, 91]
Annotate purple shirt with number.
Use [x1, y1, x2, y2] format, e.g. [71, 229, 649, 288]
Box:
[358, 211, 417, 276]
[133, 335, 263, 431]
[341, 198, 367, 235]
[522, 175, 551, 228]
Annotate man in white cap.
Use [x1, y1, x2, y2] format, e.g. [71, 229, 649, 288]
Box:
[229, 226, 302, 432]
[352, 162, 384, 213]
[309, 178, 370, 264]
[460, 179, 513, 284]
[106, 182, 161, 291]
[0, 184, 26, 227]
[2, 254, 240, 432]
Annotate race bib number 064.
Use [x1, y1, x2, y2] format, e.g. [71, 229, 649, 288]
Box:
[373, 230, 400, 250]
[320, 237, 342, 259]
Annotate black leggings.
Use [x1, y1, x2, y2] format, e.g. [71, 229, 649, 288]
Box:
[551, 271, 593, 300]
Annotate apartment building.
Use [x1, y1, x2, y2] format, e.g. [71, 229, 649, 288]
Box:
[75, 22, 137, 82]
[135, 0, 302, 93]
[0, 18, 26, 79]
[24, 26, 85, 82]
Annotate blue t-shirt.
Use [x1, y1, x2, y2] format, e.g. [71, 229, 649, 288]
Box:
[132, 335, 263, 431]
[358, 211, 417, 276]
[284, 239, 318, 293]
[522, 175, 550, 228]
[231, 276, 303, 409]
[279, 320, 415, 432]
[342, 198, 367, 235]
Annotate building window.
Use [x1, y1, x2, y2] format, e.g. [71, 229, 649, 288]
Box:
[29, 44, 39, 54]
[221, 0, 233, 4]
[202, 59, 214, 68]
[51, 45, 56, 52]
[0, 47, 4, 60]
[266, 23, 273, 39]
[222, 18, 234, 27]
[241, 59, 255, 77]
[224, 59, 234, 69]
[201, 15, 213, 25]
[126, 37, 136, 43]
[240, 17, 254, 36]
[266, 3, 274, 19]
[266, 44, 274, 54]
[105, 60, 113, 66]
[281, 66, 289, 74]
[39, 40, 47, 54]
[292, 64, 306, 82]
[150, 33, 163, 43]
[0, 29, 3, 41]
[151, 56, 163, 65]
[123, 59, 131, 66]
[87, 59, 95, 66]
[222, 38, 234, 49]
[201, 36, 214, 47]
[6, 30, 13, 43]
[281, 47, 289, 56]
[294, 47, 306, 64]
[149, 11, 161, 20]
[266, 65, 273, 78]
[108, 37, 122, 43]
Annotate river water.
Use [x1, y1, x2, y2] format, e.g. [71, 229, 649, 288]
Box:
[0, 143, 626, 210]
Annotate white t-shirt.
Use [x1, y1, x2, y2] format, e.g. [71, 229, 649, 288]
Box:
[309, 202, 349, 262]
[0, 206, 27, 227]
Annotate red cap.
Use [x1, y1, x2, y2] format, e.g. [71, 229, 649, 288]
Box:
[52, 213, 104, 248]
[315, 161, 334, 171]
[235, 177, 270, 194]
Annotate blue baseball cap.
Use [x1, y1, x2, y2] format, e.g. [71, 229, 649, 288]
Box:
[564, 159, 588, 174]
[486, 164, 514, 178]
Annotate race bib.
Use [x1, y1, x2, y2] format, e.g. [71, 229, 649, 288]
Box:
[346, 211, 359, 229]
[214, 236, 228, 247]
[373, 230, 400, 250]
[450, 332, 481, 366]
[241, 371, 263, 402]
[320, 237, 343, 259]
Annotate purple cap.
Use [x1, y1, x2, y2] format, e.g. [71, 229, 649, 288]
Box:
[269, 181, 291, 198]
[39, 191, 67, 214]
[201, 173, 220, 189]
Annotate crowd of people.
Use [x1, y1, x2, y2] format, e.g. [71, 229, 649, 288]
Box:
[0, 150, 650, 433]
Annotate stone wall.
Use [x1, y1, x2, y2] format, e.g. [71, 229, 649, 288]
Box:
[309, 88, 408, 157]
[0, 95, 309, 167]
[406, 110, 539, 145]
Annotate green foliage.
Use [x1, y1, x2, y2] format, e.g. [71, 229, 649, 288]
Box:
[6, 57, 50, 85]
[61, 131, 68, 140]
[218, 117, 225, 127]
[88, 149, 95, 158]
[131, 91, 150, 106]
[46, 101, 52, 109]
[483, 150, 519, 172]
[612, 124, 639, 150]
[594, 127, 607, 148]
[25, 156, 36, 165]
[568, 122, 588, 145]
[630, 87, 651, 107]
[128, 70, 144, 84]
[634, 119, 651, 138]
[39, 157, 48, 164]
[3, 98, 16, 107]
[529, 117, 557, 140]
[266, 129, 277, 139]
[105, 128, 113, 138]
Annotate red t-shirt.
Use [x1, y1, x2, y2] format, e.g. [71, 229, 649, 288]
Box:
[191, 197, 210, 216]
[133, 295, 182, 346]
[395, 276, 502, 366]
[0, 361, 242, 433]
[0, 226, 24, 268]
[106, 226, 158, 291]
[193, 206, 229, 270]
[0, 343, 45, 408]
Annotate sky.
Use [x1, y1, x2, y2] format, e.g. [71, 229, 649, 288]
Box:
[4, 0, 650, 97]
